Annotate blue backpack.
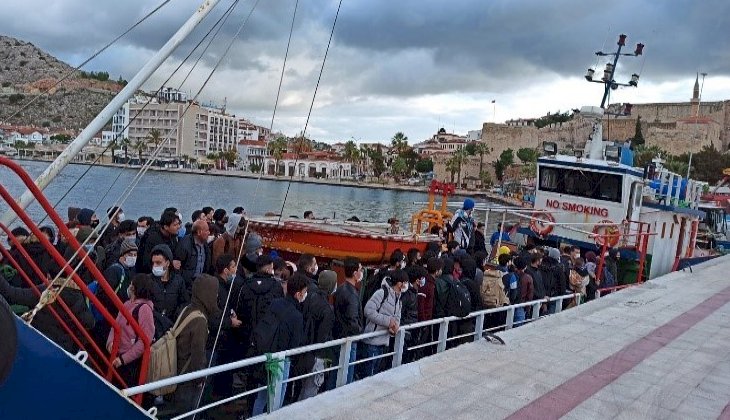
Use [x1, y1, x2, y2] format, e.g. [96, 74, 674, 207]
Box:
[87, 264, 127, 321]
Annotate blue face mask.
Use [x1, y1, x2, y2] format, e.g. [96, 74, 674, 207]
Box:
[177, 226, 187, 238]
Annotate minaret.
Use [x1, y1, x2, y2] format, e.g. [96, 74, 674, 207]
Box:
[691, 73, 700, 116]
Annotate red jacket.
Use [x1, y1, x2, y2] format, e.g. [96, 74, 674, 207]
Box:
[417, 274, 436, 321]
[519, 272, 534, 304]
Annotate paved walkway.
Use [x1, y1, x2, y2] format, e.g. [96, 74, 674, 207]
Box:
[268, 256, 730, 419]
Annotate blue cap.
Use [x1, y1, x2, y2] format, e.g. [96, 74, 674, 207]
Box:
[463, 198, 475, 210]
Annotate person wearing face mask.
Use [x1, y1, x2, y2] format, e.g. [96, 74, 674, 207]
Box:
[135, 216, 153, 246]
[250, 274, 308, 416]
[174, 220, 213, 294]
[239, 233, 264, 277]
[210, 254, 243, 399]
[296, 269, 335, 401]
[401, 265, 426, 363]
[211, 208, 227, 237]
[136, 211, 181, 274]
[360, 249, 404, 313]
[332, 257, 365, 385]
[211, 213, 244, 267]
[360, 269, 405, 379]
[100, 220, 137, 270]
[76, 208, 99, 229]
[149, 244, 189, 327]
[91, 239, 139, 347]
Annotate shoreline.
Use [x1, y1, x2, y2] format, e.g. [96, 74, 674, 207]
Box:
[11, 157, 523, 207]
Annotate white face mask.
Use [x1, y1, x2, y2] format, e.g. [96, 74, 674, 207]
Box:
[125, 234, 136, 242]
[299, 291, 308, 303]
[228, 272, 236, 282]
[401, 282, 408, 293]
[137, 227, 147, 237]
[152, 265, 166, 277]
[127, 286, 133, 299]
[124, 255, 137, 268]
[207, 235, 215, 244]
[312, 264, 318, 275]
[419, 277, 426, 287]
[400, 261, 406, 269]
[117, 212, 125, 221]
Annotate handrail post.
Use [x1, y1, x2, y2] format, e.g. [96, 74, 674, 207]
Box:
[531, 302, 541, 321]
[270, 353, 286, 413]
[473, 313, 485, 341]
[554, 297, 563, 313]
[336, 340, 353, 388]
[505, 307, 515, 330]
[437, 319, 449, 353]
[392, 329, 406, 368]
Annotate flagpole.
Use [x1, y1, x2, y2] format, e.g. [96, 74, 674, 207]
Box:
[492, 100, 496, 123]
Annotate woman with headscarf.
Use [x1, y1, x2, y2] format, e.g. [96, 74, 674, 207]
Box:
[584, 251, 599, 301]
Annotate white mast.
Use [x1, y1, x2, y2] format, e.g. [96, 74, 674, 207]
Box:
[2, 0, 222, 225]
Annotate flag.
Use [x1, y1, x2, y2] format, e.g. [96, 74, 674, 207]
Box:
[491, 100, 496, 103]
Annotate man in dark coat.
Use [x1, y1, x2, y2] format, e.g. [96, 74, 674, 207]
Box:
[174, 220, 212, 293]
[332, 257, 364, 384]
[136, 211, 181, 274]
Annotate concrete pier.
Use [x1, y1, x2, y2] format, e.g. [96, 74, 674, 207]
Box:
[269, 256, 730, 419]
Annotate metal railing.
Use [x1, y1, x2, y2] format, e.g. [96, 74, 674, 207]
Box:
[123, 292, 581, 417]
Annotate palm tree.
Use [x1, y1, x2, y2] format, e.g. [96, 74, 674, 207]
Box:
[132, 139, 146, 164]
[146, 128, 162, 159]
[343, 140, 360, 162]
[446, 156, 459, 184]
[267, 136, 287, 176]
[453, 149, 467, 187]
[391, 132, 409, 156]
[291, 135, 313, 155]
[474, 142, 490, 176]
[119, 137, 131, 163]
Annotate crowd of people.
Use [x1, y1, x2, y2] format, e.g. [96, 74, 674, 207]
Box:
[0, 198, 622, 418]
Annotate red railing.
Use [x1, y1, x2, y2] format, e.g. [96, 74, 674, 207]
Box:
[593, 220, 652, 286]
[0, 157, 150, 404]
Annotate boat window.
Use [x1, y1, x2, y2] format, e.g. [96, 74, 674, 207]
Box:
[538, 166, 623, 203]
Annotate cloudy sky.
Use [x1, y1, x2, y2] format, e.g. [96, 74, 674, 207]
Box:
[3, 0, 729, 143]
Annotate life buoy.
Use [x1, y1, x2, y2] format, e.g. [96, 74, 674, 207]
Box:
[0, 295, 18, 386]
[529, 210, 555, 237]
[593, 220, 620, 248]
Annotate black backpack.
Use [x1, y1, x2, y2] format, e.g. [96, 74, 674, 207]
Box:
[444, 278, 472, 318]
[235, 278, 277, 335]
[132, 303, 174, 341]
[361, 268, 389, 311]
[250, 309, 282, 355]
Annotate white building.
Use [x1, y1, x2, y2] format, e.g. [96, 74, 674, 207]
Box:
[157, 87, 188, 103]
[262, 151, 352, 179]
[207, 112, 238, 154]
[467, 129, 482, 141]
[111, 102, 130, 140]
[237, 139, 268, 171]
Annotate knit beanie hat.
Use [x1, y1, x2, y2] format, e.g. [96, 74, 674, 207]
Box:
[120, 239, 138, 256]
[318, 270, 337, 295]
[151, 244, 173, 262]
[245, 233, 263, 258]
[77, 208, 95, 226]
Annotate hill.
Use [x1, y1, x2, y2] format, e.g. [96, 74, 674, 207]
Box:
[0, 35, 124, 130]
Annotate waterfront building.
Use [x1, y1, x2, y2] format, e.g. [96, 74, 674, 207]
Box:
[238, 119, 271, 142]
[262, 151, 352, 179]
[236, 139, 268, 172]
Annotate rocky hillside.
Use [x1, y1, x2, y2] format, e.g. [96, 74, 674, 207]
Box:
[0, 35, 124, 130]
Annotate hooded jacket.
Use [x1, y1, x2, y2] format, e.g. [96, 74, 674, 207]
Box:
[481, 269, 510, 308]
[363, 279, 402, 347]
[176, 274, 218, 374]
[136, 224, 178, 274]
[211, 213, 243, 267]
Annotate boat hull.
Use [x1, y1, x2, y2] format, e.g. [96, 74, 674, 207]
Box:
[249, 219, 436, 264]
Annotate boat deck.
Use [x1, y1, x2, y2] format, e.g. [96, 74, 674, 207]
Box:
[267, 256, 730, 419]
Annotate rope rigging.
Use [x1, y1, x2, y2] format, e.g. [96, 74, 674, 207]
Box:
[276, 0, 345, 225]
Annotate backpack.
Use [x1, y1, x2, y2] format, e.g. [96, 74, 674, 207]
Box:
[602, 266, 616, 289]
[146, 308, 206, 396]
[87, 263, 128, 321]
[361, 268, 389, 311]
[568, 270, 584, 292]
[481, 270, 509, 308]
[132, 303, 174, 341]
[235, 278, 278, 336]
[250, 309, 282, 355]
[443, 277, 472, 318]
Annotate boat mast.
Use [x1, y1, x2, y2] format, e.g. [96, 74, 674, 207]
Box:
[2, 0, 222, 225]
[582, 34, 644, 160]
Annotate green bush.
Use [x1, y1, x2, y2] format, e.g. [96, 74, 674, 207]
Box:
[8, 93, 24, 104]
[1, 81, 10, 87]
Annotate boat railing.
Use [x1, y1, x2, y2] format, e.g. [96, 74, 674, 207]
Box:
[0, 156, 151, 404]
[123, 292, 582, 417]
